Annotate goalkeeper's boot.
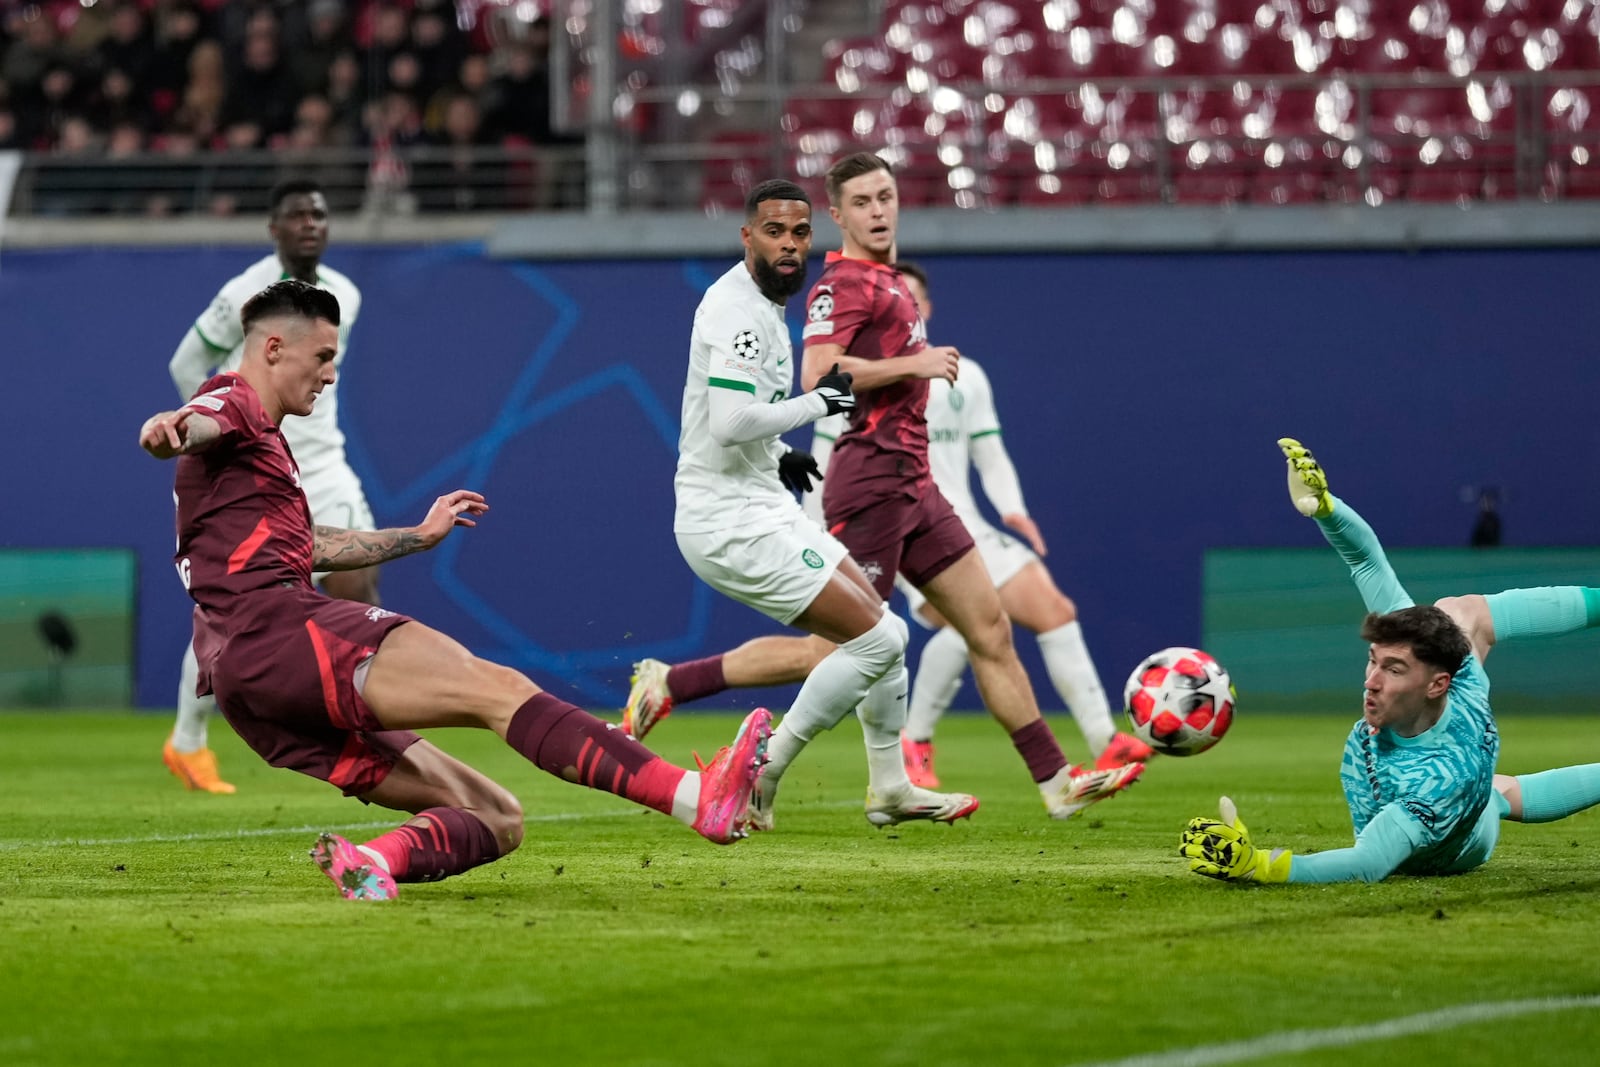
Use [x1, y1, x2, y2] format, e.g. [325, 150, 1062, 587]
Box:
[1042, 761, 1144, 819]
[900, 733, 940, 788]
[1095, 731, 1154, 771]
[621, 658, 674, 740]
[310, 832, 397, 901]
[1277, 438, 1334, 518]
[162, 736, 236, 794]
[865, 784, 979, 827]
[690, 708, 771, 844]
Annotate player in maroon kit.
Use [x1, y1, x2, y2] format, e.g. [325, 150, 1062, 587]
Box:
[138, 280, 771, 900]
[797, 152, 1143, 820]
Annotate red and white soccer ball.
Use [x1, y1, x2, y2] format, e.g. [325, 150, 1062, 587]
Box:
[1123, 646, 1236, 757]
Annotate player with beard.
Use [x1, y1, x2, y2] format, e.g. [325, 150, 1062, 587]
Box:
[668, 179, 978, 831]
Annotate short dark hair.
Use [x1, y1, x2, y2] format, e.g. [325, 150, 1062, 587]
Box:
[825, 151, 892, 205]
[241, 279, 341, 333]
[744, 178, 809, 220]
[895, 260, 928, 291]
[1361, 606, 1470, 676]
[268, 178, 324, 217]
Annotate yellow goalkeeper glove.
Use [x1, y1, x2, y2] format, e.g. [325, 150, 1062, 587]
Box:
[1179, 796, 1293, 884]
[1277, 437, 1334, 519]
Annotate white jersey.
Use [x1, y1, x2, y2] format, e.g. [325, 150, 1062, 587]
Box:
[189, 253, 362, 478]
[923, 358, 1003, 527]
[675, 262, 804, 535]
[816, 359, 1012, 527]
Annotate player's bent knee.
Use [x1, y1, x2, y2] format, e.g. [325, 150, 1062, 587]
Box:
[965, 612, 1017, 660]
[841, 609, 907, 674]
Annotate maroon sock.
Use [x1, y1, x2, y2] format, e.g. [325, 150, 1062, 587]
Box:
[361, 807, 500, 883]
[665, 655, 727, 705]
[1010, 719, 1069, 782]
[505, 692, 685, 815]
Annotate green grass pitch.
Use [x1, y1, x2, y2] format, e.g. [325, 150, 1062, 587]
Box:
[3, 709, 1598, 1066]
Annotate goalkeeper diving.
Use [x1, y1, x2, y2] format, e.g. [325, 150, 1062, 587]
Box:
[1178, 439, 1600, 884]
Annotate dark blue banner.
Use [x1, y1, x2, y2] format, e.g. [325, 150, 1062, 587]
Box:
[4, 243, 1595, 721]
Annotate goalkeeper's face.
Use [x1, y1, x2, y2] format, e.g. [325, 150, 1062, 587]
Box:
[1362, 642, 1452, 732]
[743, 199, 813, 302]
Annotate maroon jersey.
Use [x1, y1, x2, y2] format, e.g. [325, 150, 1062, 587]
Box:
[803, 252, 933, 521]
[173, 373, 316, 618]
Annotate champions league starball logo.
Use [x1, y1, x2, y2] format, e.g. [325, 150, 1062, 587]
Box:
[732, 330, 762, 360]
[808, 293, 834, 321]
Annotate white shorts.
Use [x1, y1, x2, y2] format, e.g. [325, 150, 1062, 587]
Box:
[677, 515, 849, 626]
[301, 462, 376, 581]
[902, 519, 1037, 627]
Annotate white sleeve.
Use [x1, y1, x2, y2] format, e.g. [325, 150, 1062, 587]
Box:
[962, 364, 1026, 516]
[193, 283, 246, 355]
[173, 282, 246, 399]
[169, 327, 222, 400]
[970, 433, 1028, 517]
[708, 386, 828, 446]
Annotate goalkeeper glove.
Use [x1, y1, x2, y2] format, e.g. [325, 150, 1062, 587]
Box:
[777, 449, 823, 494]
[1277, 437, 1334, 519]
[1179, 796, 1293, 884]
[814, 363, 856, 417]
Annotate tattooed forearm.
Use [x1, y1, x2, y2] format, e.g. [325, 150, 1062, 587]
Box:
[312, 525, 428, 569]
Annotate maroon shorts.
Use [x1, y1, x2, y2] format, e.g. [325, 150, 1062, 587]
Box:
[205, 588, 422, 797]
[826, 488, 975, 600]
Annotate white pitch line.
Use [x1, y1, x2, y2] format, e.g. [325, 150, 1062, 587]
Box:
[0, 809, 645, 852]
[2, 798, 867, 852]
[1070, 995, 1600, 1067]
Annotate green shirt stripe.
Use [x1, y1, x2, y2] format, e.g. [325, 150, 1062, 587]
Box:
[970, 428, 1002, 439]
[193, 323, 231, 354]
[709, 376, 756, 394]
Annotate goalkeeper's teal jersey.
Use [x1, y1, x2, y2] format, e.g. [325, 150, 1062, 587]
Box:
[1337, 655, 1501, 875]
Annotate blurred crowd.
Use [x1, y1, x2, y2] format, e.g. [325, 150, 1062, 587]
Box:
[0, 0, 583, 215]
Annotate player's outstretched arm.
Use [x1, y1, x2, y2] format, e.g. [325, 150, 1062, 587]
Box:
[1178, 796, 1293, 884]
[801, 342, 958, 393]
[1277, 437, 1412, 614]
[313, 490, 488, 571]
[139, 408, 222, 459]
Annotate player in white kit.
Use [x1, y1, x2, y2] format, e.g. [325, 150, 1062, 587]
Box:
[668, 179, 977, 830]
[161, 179, 375, 793]
[812, 262, 1152, 786]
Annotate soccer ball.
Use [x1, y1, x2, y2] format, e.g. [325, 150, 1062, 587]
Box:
[1123, 646, 1235, 757]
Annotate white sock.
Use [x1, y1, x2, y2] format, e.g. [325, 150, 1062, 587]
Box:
[1037, 621, 1116, 755]
[906, 625, 969, 742]
[671, 772, 700, 825]
[765, 610, 906, 783]
[763, 721, 808, 784]
[356, 844, 392, 873]
[171, 643, 216, 753]
[857, 659, 913, 794]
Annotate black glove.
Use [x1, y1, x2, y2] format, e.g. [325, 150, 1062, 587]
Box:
[777, 449, 823, 494]
[813, 362, 855, 416]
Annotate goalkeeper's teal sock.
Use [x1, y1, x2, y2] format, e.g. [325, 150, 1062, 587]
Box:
[1514, 764, 1600, 823]
[1484, 587, 1600, 640]
[1314, 496, 1413, 614]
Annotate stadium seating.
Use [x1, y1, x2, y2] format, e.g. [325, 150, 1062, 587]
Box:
[777, 0, 1600, 206]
